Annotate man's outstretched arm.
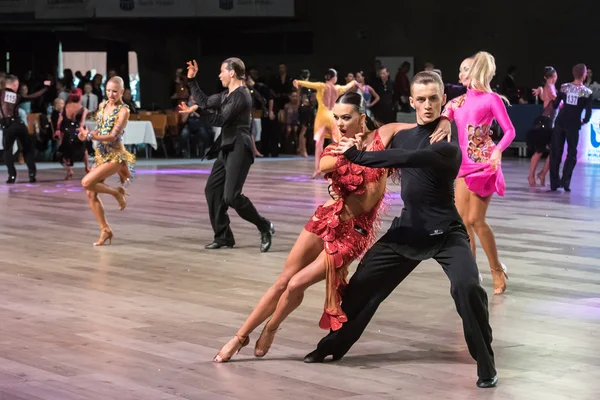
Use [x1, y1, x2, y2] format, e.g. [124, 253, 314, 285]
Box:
[343, 141, 459, 169]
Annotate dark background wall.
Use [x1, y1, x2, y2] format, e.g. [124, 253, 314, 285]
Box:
[1, 0, 599, 109]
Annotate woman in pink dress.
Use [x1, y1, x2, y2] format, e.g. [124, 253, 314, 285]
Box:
[432, 52, 515, 294]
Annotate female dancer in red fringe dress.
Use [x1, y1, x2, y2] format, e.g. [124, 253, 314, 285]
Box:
[213, 92, 415, 362]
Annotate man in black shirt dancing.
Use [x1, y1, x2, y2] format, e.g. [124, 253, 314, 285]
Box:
[0, 74, 45, 183]
[182, 59, 274, 252]
[304, 71, 497, 388]
[550, 63, 593, 192]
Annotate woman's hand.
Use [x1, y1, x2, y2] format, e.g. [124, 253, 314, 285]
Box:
[186, 60, 199, 79]
[532, 87, 543, 97]
[490, 148, 502, 171]
[429, 118, 452, 143]
[78, 126, 89, 141]
[292, 79, 299, 89]
[332, 137, 358, 154]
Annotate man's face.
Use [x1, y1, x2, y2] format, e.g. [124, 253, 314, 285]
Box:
[123, 89, 132, 101]
[219, 63, 233, 87]
[84, 83, 92, 94]
[279, 64, 287, 75]
[6, 79, 19, 92]
[380, 68, 389, 80]
[410, 82, 446, 125]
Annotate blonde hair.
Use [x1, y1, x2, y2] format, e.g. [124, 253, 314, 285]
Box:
[107, 76, 125, 89]
[466, 51, 510, 104]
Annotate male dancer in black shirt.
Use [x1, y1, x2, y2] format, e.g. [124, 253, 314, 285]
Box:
[304, 71, 497, 388]
[183, 59, 274, 252]
[550, 63, 593, 192]
[0, 74, 45, 183]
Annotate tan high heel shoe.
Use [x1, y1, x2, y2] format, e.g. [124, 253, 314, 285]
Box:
[254, 324, 278, 358]
[213, 335, 250, 363]
[94, 227, 113, 246]
[490, 263, 508, 295]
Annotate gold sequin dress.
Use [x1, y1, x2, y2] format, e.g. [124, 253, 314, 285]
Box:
[93, 102, 136, 172]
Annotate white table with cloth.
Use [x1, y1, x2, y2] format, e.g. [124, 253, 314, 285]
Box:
[85, 120, 157, 159]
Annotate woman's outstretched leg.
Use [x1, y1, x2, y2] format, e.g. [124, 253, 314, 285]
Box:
[254, 250, 327, 357]
[214, 229, 323, 362]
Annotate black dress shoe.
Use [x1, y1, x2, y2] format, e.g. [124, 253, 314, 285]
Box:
[260, 222, 275, 253]
[563, 186, 571, 192]
[6, 177, 15, 184]
[205, 241, 234, 250]
[303, 349, 342, 363]
[476, 375, 498, 388]
[29, 176, 36, 183]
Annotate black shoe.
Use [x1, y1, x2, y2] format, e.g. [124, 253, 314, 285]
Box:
[260, 222, 275, 253]
[29, 176, 36, 183]
[6, 177, 15, 184]
[476, 375, 498, 388]
[205, 241, 234, 250]
[303, 349, 342, 363]
[563, 186, 571, 192]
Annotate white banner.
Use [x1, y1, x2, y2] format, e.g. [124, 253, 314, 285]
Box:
[95, 0, 294, 18]
[35, 0, 95, 19]
[578, 109, 600, 165]
[197, 0, 294, 17]
[0, 0, 35, 13]
[95, 0, 197, 18]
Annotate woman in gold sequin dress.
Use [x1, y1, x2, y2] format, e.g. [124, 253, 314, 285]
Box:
[78, 76, 135, 246]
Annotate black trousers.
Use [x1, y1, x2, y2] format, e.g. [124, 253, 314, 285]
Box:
[315, 228, 496, 379]
[550, 125, 579, 190]
[205, 137, 270, 245]
[3, 122, 36, 179]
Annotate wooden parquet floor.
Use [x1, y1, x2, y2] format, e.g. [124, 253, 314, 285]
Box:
[0, 156, 599, 400]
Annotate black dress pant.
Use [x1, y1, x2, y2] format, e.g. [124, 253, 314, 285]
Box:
[315, 227, 496, 379]
[550, 125, 579, 190]
[3, 121, 36, 179]
[205, 137, 270, 245]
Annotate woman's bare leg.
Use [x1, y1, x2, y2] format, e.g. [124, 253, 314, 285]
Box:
[254, 250, 327, 357]
[84, 150, 90, 173]
[298, 126, 308, 157]
[214, 229, 323, 362]
[82, 162, 126, 210]
[467, 191, 507, 294]
[537, 156, 550, 186]
[312, 128, 326, 179]
[455, 178, 476, 257]
[528, 152, 542, 186]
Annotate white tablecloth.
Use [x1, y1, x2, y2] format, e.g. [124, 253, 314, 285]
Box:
[85, 120, 157, 150]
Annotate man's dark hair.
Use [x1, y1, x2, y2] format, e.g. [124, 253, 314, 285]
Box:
[410, 71, 444, 94]
[573, 63, 587, 80]
[223, 57, 246, 80]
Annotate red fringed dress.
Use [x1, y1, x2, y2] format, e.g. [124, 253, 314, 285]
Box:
[304, 130, 389, 331]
